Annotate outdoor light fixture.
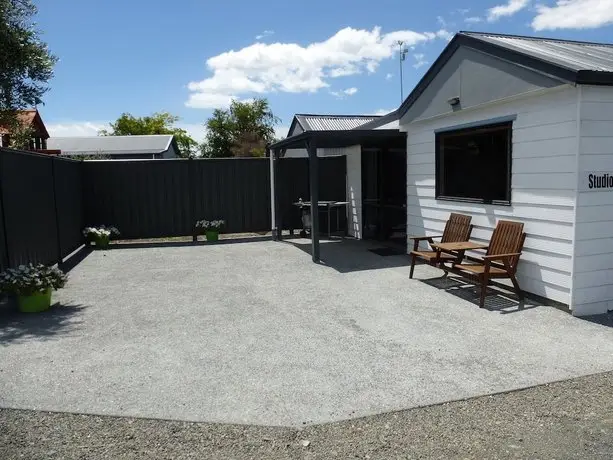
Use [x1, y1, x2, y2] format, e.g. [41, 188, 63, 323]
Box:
[447, 96, 460, 106]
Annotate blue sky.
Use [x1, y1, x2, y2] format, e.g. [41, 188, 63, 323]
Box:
[36, 0, 613, 141]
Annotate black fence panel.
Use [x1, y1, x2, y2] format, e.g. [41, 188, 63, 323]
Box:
[0, 175, 7, 271]
[82, 160, 192, 239]
[0, 150, 59, 267]
[191, 158, 271, 234]
[54, 158, 85, 258]
[0, 150, 349, 269]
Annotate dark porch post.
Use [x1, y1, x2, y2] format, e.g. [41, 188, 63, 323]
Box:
[270, 148, 282, 241]
[307, 139, 320, 262]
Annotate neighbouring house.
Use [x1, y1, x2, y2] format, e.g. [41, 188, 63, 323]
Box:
[271, 31, 613, 316]
[0, 109, 50, 150]
[47, 135, 180, 159]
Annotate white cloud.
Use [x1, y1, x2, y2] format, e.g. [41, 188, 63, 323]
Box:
[274, 125, 289, 140]
[186, 93, 237, 109]
[186, 26, 449, 109]
[329, 64, 360, 77]
[330, 87, 359, 99]
[385, 73, 394, 80]
[456, 8, 470, 15]
[373, 108, 393, 115]
[255, 30, 274, 40]
[435, 29, 454, 41]
[47, 121, 107, 137]
[532, 0, 613, 30]
[437, 16, 447, 28]
[176, 123, 207, 142]
[413, 53, 428, 69]
[47, 121, 207, 143]
[465, 16, 483, 23]
[487, 0, 530, 22]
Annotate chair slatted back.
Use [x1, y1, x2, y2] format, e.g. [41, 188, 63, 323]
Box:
[487, 220, 526, 272]
[441, 213, 473, 243]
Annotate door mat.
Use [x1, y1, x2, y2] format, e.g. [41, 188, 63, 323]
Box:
[369, 247, 406, 256]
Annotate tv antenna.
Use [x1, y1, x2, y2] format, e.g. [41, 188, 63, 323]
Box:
[397, 41, 408, 103]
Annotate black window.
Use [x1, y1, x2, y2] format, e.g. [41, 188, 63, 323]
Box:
[435, 122, 512, 205]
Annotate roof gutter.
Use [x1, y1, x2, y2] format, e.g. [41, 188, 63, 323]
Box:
[576, 70, 613, 85]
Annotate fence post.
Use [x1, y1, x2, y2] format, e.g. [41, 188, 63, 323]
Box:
[50, 157, 63, 266]
[188, 158, 197, 242]
[0, 152, 11, 269]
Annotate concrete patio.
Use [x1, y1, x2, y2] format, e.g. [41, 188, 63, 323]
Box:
[2, 238, 613, 427]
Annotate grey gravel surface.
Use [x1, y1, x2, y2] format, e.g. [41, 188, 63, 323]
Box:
[2, 371, 613, 459]
[2, 239, 613, 427]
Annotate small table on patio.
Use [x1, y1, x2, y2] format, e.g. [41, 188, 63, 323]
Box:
[430, 241, 489, 265]
[292, 201, 348, 238]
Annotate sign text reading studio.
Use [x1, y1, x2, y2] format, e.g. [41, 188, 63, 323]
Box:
[588, 173, 613, 190]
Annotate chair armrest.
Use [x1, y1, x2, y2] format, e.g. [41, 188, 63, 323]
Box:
[409, 235, 442, 241]
[482, 252, 522, 261]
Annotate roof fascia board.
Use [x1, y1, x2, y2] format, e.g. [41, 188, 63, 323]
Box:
[577, 70, 613, 85]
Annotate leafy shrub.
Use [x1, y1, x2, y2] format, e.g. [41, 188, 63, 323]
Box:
[83, 225, 120, 241]
[0, 264, 67, 296]
[195, 219, 225, 233]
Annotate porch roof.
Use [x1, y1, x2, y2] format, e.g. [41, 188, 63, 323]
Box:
[269, 129, 405, 152]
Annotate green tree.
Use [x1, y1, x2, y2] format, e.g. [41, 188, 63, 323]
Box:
[201, 109, 234, 158]
[202, 98, 280, 158]
[0, 0, 57, 127]
[7, 124, 35, 150]
[100, 112, 198, 158]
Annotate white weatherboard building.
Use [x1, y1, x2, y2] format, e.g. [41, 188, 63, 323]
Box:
[276, 31, 613, 316]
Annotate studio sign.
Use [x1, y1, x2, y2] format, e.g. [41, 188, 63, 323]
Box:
[588, 173, 613, 190]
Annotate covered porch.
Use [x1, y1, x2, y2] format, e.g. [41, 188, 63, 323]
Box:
[269, 129, 406, 262]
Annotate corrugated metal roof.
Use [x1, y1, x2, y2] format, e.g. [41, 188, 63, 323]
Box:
[47, 135, 174, 155]
[296, 114, 380, 131]
[463, 32, 613, 72]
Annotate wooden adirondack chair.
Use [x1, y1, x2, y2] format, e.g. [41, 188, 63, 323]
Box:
[447, 220, 526, 308]
[409, 213, 473, 278]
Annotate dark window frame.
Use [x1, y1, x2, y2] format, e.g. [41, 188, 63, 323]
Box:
[435, 121, 512, 206]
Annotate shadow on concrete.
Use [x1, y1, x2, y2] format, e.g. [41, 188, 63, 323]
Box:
[60, 245, 93, 273]
[283, 237, 413, 273]
[0, 301, 86, 346]
[108, 235, 272, 250]
[421, 275, 540, 314]
[578, 312, 613, 328]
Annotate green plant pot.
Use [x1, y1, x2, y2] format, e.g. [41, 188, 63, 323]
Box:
[205, 230, 219, 242]
[18, 289, 52, 313]
[94, 234, 110, 249]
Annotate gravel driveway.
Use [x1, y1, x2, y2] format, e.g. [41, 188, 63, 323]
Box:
[2, 371, 613, 459]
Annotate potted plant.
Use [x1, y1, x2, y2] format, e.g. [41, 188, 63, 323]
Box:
[0, 264, 68, 313]
[83, 226, 120, 249]
[195, 219, 225, 242]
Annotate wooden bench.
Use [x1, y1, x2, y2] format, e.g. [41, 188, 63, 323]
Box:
[443, 220, 527, 308]
[409, 213, 473, 278]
